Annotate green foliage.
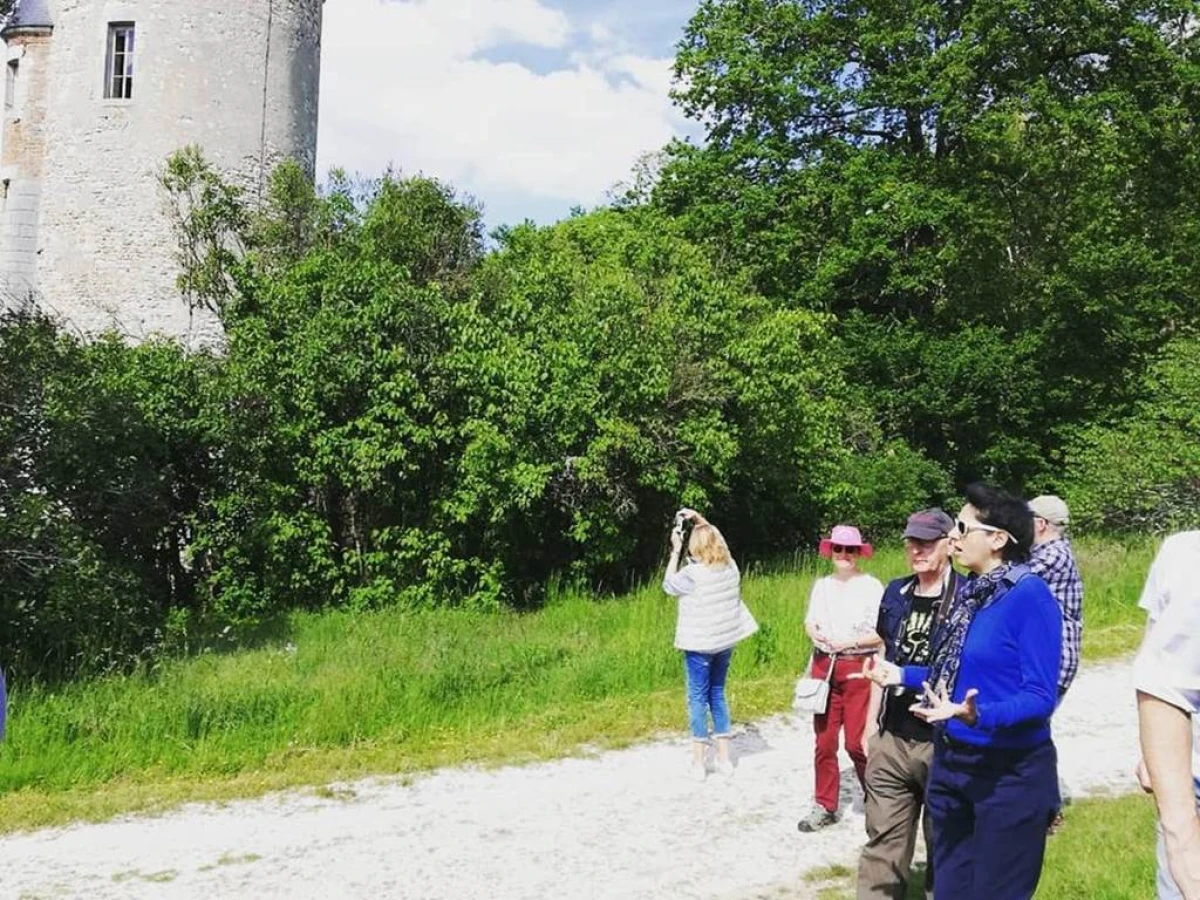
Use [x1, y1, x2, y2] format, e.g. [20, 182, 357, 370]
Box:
[660, 0, 1200, 486]
[831, 439, 955, 537]
[17, 155, 926, 676]
[179, 158, 866, 610]
[161, 145, 250, 318]
[455, 209, 852, 594]
[1062, 337, 1200, 532]
[0, 306, 217, 679]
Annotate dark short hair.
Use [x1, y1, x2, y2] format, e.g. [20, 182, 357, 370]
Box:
[963, 483, 1033, 562]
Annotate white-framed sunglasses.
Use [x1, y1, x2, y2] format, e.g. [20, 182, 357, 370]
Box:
[953, 518, 1014, 545]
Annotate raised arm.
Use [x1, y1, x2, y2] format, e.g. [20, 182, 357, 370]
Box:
[663, 525, 695, 596]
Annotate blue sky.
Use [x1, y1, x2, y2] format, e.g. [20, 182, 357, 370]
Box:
[316, 0, 701, 228]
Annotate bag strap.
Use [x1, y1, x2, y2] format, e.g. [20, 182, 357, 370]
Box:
[804, 651, 841, 680]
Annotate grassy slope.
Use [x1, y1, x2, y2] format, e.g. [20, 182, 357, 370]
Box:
[0, 537, 1158, 832]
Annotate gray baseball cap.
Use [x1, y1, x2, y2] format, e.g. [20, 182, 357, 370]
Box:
[903, 508, 954, 541]
[1029, 495, 1070, 526]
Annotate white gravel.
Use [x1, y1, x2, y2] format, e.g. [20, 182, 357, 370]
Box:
[0, 660, 1142, 900]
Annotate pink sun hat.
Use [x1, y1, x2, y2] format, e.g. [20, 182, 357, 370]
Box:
[818, 524, 874, 559]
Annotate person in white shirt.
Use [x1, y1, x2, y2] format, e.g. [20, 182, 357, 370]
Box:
[798, 524, 884, 832]
[1133, 531, 1200, 900]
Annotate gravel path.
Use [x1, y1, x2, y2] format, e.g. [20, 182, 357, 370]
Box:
[0, 660, 1141, 900]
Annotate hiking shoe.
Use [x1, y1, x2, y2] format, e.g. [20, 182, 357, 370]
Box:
[714, 758, 735, 779]
[797, 805, 838, 832]
[1048, 809, 1065, 835]
[688, 762, 708, 783]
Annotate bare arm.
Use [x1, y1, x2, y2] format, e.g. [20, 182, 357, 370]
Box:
[664, 509, 707, 594]
[665, 533, 683, 580]
[863, 678, 882, 745]
[850, 631, 884, 652]
[1139, 691, 1200, 900]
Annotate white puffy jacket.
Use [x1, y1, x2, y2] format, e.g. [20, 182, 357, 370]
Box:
[664, 560, 759, 653]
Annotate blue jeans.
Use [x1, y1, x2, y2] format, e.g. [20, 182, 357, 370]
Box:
[1157, 779, 1200, 899]
[684, 649, 733, 740]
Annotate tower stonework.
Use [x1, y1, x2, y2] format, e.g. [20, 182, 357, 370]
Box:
[0, 0, 323, 342]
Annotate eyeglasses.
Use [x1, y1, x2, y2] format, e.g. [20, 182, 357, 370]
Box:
[953, 518, 1013, 544]
[831, 544, 860, 554]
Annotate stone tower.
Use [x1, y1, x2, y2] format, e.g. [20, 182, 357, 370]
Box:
[0, 0, 323, 342]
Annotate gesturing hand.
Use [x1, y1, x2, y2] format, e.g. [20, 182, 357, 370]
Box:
[910, 682, 979, 727]
[848, 656, 901, 687]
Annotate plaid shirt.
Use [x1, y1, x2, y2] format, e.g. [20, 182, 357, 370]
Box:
[1029, 537, 1084, 695]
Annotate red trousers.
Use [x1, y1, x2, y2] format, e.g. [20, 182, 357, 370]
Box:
[812, 653, 871, 813]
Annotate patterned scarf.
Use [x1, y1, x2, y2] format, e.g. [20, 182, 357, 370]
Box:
[925, 562, 1022, 702]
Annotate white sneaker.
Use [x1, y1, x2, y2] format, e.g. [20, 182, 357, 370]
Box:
[688, 762, 708, 782]
[714, 758, 735, 779]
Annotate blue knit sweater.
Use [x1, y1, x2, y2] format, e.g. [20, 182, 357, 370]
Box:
[902, 571, 1062, 749]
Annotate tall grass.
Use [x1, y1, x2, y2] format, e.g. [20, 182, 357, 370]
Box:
[0, 536, 1159, 831]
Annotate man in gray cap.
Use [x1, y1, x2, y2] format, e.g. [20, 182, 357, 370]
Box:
[1028, 495, 1084, 699]
[1028, 494, 1084, 833]
[857, 508, 961, 900]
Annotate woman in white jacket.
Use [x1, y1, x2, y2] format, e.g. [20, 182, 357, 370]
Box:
[663, 509, 759, 781]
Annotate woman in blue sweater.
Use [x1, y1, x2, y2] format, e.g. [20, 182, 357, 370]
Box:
[858, 484, 1063, 900]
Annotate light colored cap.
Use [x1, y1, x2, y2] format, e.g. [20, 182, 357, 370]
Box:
[1029, 495, 1070, 526]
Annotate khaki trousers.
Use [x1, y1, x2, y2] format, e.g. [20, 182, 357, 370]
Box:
[857, 730, 934, 900]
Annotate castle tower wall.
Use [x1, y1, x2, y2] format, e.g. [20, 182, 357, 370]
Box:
[0, 0, 323, 342]
[0, 14, 53, 302]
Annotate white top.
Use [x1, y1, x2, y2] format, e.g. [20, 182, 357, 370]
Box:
[1133, 531, 1200, 778]
[664, 560, 759, 654]
[804, 573, 884, 654]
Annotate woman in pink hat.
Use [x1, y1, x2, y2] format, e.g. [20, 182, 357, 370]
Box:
[797, 524, 884, 832]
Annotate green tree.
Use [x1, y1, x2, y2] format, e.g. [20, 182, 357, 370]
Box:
[452, 208, 855, 596]
[661, 0, 1200, 485]
[1061, 336, 1200, 531]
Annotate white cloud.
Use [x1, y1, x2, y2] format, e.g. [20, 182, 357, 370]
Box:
[316, 0, 688, 222]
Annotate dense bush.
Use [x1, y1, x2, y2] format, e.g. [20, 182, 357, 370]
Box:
[0, 307, 216, 678]
[177, 161, 875, 614]
[1061, 337, 1200, 532]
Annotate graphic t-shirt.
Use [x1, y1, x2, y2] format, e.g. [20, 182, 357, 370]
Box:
[883, 591, 941, 741]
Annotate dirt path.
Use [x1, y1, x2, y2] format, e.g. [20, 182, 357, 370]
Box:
[0, 660, 1140, 900]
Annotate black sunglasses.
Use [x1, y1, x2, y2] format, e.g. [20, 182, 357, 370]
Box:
[831, 543, 860, 554]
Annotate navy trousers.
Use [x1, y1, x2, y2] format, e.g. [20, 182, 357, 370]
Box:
[925, 737, 1057, 900]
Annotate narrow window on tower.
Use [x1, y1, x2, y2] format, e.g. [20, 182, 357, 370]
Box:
[104, 23, 135, 100]
[5, 60, 17, 110]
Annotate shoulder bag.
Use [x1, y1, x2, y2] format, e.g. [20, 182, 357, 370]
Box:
[793, 653, 838, 715]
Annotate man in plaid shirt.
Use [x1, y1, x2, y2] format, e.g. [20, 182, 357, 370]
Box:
[1029, 494, 1084, 834]
[1028, 495, 1084, 697]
